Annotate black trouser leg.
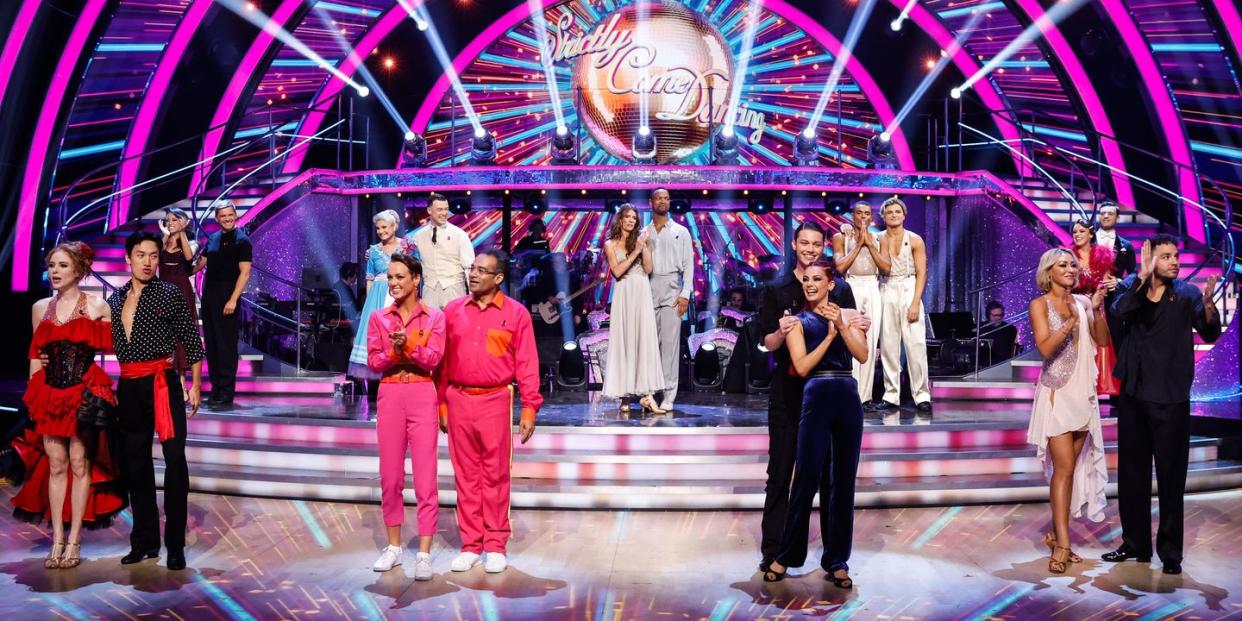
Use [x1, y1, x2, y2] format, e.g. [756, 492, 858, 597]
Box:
[202, 283, 239, 399]
[117, 376, 160, 552]
[161, 372, 189, 552]
[760, 419, 797, 562]
[1149, 401, 1190, 564]
[822, 382, 863, 572]
[1116, 392, 1154, 557]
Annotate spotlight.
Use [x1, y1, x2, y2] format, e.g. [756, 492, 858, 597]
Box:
[669, 194, 691, 215]
[692, 341, 722, 388]
[795, 128, 818, 166]
[748, 194, 773, 214]
[868, 133, 897, 170]
[550, 125, 577, 163]
[448, 195, 472, 215]
[402, 131, 427, 167]
[556, 340, 587, 388]
[713, 126, 739, 164]
[827, 199, 848, 215]
[470, 129, 496, 164]
[523, 192, 548, 214]
[356, 86, 370, 98]
[950, 87, 962, 99]
[631, 126, 656, 164]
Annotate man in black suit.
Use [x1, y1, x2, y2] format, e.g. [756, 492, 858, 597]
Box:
[1095, 201, 1135, 276]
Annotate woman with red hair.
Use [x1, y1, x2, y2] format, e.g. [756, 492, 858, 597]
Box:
[1069, 220, 1120, 396]
[12, 241, 126, 569]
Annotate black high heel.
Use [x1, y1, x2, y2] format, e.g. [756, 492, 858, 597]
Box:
[827, 568, 853, 588]
[762, 567, 786, 582]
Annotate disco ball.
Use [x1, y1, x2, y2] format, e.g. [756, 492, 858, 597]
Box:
[573, 1, 733, 164]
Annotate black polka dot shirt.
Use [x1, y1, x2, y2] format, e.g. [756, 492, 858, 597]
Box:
[107, 278, 205, 364]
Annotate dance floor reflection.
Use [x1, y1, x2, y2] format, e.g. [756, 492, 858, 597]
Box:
[1, 488, 1239, 620]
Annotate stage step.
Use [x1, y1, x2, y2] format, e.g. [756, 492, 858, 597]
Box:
[200, 373, 342, 396]
[100, 353, 265, 377]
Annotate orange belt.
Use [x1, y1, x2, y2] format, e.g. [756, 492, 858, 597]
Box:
[451, 384, 508, 396]
[119, 358, 175, 441]
[380, 367, 433, 384]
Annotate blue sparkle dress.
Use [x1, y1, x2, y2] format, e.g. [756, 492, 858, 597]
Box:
[348, 239, 411, 378]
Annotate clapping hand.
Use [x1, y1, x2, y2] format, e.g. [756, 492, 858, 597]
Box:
[390, 331, 406, 354]
[1092, 284, 1108, 312]
[777, 310, 799, 336]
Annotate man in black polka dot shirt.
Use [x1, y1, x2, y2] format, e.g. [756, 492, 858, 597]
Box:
[107, 231, 204, 571]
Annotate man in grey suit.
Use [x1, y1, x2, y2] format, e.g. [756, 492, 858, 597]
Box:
[644, 188, 694, 412]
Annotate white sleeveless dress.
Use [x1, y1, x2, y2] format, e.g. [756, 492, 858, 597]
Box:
[1026, 296, 1108, 522]
[603, 244, 668, 398]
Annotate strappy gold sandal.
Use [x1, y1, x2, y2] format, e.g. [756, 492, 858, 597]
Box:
[45, 540, 66, 569]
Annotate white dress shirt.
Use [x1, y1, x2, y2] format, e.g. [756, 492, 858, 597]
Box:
[647, 218, 695, 300]
[409, 222, 474, 289]
[1096, 229, 1117, 249]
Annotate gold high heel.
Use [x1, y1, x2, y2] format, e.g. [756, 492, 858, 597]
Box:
[1044, 531, 1082, 563]
[638, 395, 666, 415]
[1049, 546, 1071, 574]
[45, 540, 66, 569]
[59, 542, 81, 569]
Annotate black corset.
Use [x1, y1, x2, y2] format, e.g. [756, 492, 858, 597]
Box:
[42, 340, 97, 389]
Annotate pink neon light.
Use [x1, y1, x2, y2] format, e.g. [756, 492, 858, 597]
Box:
[280, 4, 414, 174]
[1010, 0, 1135, 209]
[0, 0, 41, 112]
[1097, 0, 1202, 241]
[236, 169, 316, 228]
[12, 0, 108, 292]
[1214, 0, 1242, 62]
[192, 0, 304, 193]
[404, 0, 915, 170]
[112, 0, 214, 230]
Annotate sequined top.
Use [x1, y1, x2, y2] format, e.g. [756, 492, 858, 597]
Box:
[1039, 297, 1079, 390]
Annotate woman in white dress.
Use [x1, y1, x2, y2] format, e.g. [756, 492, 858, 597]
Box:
[602, 204, 667, 414]
[1027, 248, 1110, 573]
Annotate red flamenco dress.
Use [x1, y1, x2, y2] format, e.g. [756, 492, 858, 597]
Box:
[1070, 244, 1121, 396]
[11, 295, 126, 528]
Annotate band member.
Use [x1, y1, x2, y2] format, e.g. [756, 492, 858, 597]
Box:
[349, 210, 413, 381]
[1095, 201, 1136, 277]
[439, 250, 542, 574]
[981, 301, 1019, 363]
[14, 242, 125, 569]
[411, 193, 474, 309]
[110, 232, 205, 571]
[763, 261, 870, 588]
[1026, 249, 1110, 574]
[194, 202, 251, 408]
[366, 254, 445, 579]
[1069, 219, 1120, 396]
[876, 197, 931, 412]
[644, 188, 694, 412]
[757, 221, 856, 572]
[602, 205, 667, 414]
[1104, 236, 1221, 575]
[832, 201, 890, 408]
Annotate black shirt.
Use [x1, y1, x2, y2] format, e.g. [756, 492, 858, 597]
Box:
[1111, 274, 1221, 404]
[107, 278, 206, 365]
[758, 269, 855, 423]
[204, 229, 253, 284]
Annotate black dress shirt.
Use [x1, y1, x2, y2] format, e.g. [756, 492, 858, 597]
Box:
[759, 269, 855, 423]
[108, 278, 206, 364]
[1111, 274, 1221, 404]
[204, 229, 253, 285]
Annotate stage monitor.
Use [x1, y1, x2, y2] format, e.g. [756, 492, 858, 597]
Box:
[301, 268, 333, 290]
[929, 311, 976, 340]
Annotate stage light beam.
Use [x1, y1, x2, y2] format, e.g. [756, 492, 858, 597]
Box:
[954, 0, 1090, 97]
[216, 0, 368, 97]
[882, 11, 984, 139]
[724, 1, 764, 136]
[313, 5, 408, 142]
[395, 0, 484, 135]
[527, 0, 567, 133]
[807, 0, 877, 134]
[890, 0, 918, 32]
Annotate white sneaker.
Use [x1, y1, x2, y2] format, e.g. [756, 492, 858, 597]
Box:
[413, 552, 433, 581]
[372, 546, 403, 572]
[450, 551, 481, 572]
[483, 552, 507, 574]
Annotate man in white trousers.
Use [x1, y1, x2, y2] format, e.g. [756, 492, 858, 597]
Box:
[410, 192, 474, 309]
[876, 197, 932, 412]
[645, 188, 694, 412]
[832, 201, 890, 410]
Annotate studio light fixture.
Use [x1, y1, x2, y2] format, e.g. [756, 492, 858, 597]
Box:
[631, 126, 656, 164]
[713, 126, 739, 164]
[794, 128, 818, 166]
[550, 125, 577, 163]
[402, 131, 427, 167]
[471, 127, 496, 164]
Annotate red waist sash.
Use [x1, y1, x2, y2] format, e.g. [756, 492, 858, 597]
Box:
[119, 359, 175, 441]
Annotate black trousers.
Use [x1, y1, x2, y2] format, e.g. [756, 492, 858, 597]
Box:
[760, 376, 832, 563]
[201, 281, 240, 399]
[776, 376, 864, 572]
[117, 371, 188, 552]
[1116, 392, 1190, 563]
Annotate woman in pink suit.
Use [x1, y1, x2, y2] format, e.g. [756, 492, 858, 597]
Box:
[366, 253, 445, 580]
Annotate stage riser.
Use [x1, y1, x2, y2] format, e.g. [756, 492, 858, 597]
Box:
[153, 468, 1242, 510]
[182, 418, 1121, 451]
[164, 446, 1217, 481]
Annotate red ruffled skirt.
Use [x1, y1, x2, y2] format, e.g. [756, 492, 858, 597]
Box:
[23, 365, 114, 438]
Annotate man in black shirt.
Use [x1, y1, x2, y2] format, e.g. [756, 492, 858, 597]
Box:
[1103, 235, 1221, 575]
[756, 221, 860, 571]
[108, 232, 205, 571]
[194, 202, 252, 407]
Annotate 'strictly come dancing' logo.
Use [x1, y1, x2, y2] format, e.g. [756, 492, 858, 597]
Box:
[549, 1, 767, 163]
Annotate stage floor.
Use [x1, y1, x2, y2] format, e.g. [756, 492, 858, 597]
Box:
[1, 488, 1239, 620]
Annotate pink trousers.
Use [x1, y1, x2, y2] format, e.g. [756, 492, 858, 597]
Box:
[376, 382, 439, 535]
[446, 386, 513, 554]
